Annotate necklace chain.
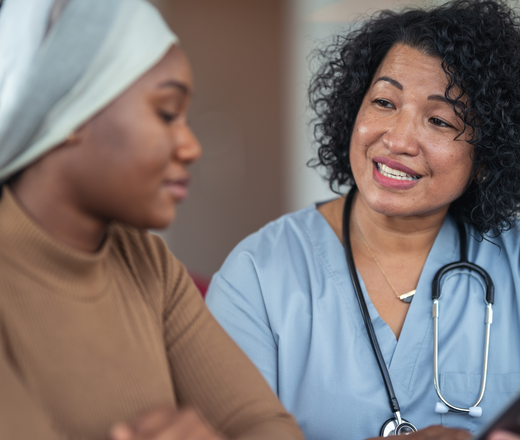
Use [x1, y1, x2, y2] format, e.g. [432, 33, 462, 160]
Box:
[353, 215, 416, 303]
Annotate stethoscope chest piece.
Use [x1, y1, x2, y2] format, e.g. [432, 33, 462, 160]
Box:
[342, 188, 494, 436]
[380, 418, 417, 437]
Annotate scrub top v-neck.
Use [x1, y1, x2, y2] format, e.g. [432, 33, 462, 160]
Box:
[206, 204, 520, 440]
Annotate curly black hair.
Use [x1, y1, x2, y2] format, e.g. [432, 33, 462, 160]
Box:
[309, 0, 520, 236]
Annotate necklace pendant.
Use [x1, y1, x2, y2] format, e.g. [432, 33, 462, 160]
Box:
[399, 290, 416, 303]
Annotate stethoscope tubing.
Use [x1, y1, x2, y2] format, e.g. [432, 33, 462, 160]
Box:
[431, 221, 494, 415]
[432, 262, 494, 303]
[342, 186, 494, 430]
[342, 189, 403, 419]
[433, 297, 493, 413]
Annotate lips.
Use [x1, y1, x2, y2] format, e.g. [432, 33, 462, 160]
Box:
[372, 157, 421, 190]
[376, 163, 419, 181]
[163, 177, 190, 201]
[373, 156, 421, 178]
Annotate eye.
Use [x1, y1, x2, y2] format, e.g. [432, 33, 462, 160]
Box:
[373, 99, 395, 109]
[158, 110, 179, 124]
[429, 117, 453, 128]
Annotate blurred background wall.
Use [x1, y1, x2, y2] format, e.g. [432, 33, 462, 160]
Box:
[152, 0, 425, 281]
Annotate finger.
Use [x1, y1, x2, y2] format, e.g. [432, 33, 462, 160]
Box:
[132, 405, 177, 437]
[427, 426, 471, 440]
[489, 430, 520, 440]
[110, 423, 135, 440]
[152, 409, 221, 440]
[406, 425, 471, 440]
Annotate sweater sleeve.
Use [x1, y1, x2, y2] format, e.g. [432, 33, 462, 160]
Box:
[0, 349, 66, 440]
[162, 253, 303, 440]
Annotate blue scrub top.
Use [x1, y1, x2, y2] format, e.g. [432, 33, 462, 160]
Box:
[206, 205, 520, 440]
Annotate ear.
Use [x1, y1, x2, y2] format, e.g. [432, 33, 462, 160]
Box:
[62, 122, 89, 147]
[63, 131, 80, 146]
[474, 163, 487, 184]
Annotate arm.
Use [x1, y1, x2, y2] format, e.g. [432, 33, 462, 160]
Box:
[0, 347, 66, 440]
[205, 263, 279, 395]
[161, 254, 302, 440]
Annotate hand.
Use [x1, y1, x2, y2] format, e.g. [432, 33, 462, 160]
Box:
[488, 430, 520, 440]
[110, 405, 225, 440]
[404, 426, 471, 440]
[366, 425, 471, 440]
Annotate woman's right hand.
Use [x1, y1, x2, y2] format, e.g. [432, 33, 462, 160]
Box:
[110, 405, 225, 440]
[488, 430, 520, 440]
[365, 425, 471, 440]
[405, 426, 471, 440]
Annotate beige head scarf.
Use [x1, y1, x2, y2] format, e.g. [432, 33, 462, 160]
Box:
[0, 0, 178, 181]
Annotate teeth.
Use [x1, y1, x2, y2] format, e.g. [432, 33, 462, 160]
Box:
[377, 163, 419, 181]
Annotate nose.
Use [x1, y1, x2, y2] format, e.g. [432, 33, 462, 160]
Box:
[174, 122, 202, 164]
[382, 112, 421, 156]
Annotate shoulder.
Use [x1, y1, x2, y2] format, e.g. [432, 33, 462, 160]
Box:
[223, 205, 325, 262]
[206, 203, 351, 353]
[466, 221, 520, 251]
[209, 204, 339, 306]
[465, 221, 520, 270]
[109, 223, 190, 302]
[110, 223, 173, 275]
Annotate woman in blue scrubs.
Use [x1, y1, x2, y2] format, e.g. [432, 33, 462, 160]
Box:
[206, 0, 520, 439]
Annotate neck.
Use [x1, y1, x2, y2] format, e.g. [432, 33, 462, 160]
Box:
[9, 177, 108, 254]
[351, 191, 448, 257]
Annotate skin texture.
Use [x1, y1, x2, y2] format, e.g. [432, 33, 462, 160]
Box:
[110, 406, 223, 440]
[320, 44, 474, 339]
[489, 431, 520, 440]
[366, 425, 471, 440]
[10, 45, 201, 252]
[319, 42, 520, 440]
[350, 44, 474, 220]
[10, 46, 224, 440]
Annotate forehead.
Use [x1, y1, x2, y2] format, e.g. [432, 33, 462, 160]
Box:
[84, 45, 193, 126]
[372, 44, 447, 93]
[136, 45, 193, 92]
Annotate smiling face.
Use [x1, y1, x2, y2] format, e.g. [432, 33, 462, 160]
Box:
[64, 45, 201, 230]
[350, 44, 474, 219]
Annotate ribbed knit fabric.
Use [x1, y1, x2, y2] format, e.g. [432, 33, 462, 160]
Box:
[0, 187, 303, 440]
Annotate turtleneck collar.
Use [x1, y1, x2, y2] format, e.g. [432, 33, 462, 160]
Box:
[0, 186, 112, 300]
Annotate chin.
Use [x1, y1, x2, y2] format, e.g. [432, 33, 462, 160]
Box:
[150, 211, 176, 230]
[366, 193, 450, 219]
[129, 207, 176, 231]
[361, 187, 420, 217]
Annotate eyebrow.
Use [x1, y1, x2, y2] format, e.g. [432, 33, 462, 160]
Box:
[373, 76, 452, 104]
[158, 80, 189, 95]
[427, 94, 450, 104]
[373, 76, 403, 90]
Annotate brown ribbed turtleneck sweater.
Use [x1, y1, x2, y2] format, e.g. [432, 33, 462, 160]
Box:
[0, 188, 303, 440]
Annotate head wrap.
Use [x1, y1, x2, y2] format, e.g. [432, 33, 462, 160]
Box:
[0, 0, 178, 181]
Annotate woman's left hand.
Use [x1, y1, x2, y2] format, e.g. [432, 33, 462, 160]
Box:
[110, 405, 225, 440]
[488, 430, 520, 440]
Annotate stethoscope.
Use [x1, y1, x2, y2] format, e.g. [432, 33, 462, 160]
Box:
[342, 188, 494, 437]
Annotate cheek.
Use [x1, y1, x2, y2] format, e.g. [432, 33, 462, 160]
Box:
[350, 117, 374, 169]
[427, 145, 474, 201]
[89, 112, 170, 178]
[354, 117, 372, 138]
[431, 144, 474, 177]
[350, 108, 381, 149]
[455, 153, 475, 189]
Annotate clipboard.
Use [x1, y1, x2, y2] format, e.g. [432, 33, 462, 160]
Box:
[473, 393, 520, 440]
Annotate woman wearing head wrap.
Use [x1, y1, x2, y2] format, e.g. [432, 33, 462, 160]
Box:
[0, 1, 304, 440]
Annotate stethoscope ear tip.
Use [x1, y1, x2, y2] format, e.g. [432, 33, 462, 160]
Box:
[434, 402, 482, 417]
[469, 406, 483, 418]
[435, 402, 449, 414]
